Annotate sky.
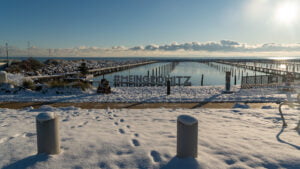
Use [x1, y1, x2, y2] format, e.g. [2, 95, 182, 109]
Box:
[1, 0, 300, 57]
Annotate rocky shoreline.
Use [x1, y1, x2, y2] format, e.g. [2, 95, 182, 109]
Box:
[5, 58, 148, 76]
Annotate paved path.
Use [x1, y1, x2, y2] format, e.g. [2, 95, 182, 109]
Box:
[0, 102, 279, 109]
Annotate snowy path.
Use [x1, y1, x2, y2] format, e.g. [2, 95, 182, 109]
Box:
[0, 106, 299, 169]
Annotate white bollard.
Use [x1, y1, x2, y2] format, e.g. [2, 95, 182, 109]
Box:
[0, 71, 7, 83]
[36, 112, 60, 154]
[177, 115, 198, 158]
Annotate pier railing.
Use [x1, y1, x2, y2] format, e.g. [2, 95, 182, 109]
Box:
[216, 61, 300, 78]
[28, 61, 157, 82]
[241, 75, 292, 89]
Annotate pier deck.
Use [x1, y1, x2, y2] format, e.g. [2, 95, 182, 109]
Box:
[216, 61, 300, 78]
[29, 61, 157, 82]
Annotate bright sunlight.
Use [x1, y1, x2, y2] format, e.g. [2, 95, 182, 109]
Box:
[275, 1, 298, 24]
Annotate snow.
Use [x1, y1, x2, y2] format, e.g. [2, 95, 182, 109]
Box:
[6, 73, 25, 86]
[36, 112, 56, 122]
[0, 85, 297, 103]
[177, 115, 198, 125]
[0, 106, 299, 169]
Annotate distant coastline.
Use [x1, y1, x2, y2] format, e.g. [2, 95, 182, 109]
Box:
[4, 56, 300, 62]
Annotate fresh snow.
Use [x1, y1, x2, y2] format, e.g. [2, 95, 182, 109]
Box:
[36, 112, 56, 122]
[0, 105, 299, 169]
[0, 85, 297, 103]
[7, 73, 25, 86]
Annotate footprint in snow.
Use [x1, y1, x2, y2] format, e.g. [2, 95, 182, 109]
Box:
[23, 132, 36, 137]
[116, 150, 134, 155]
[98, 162, 111, 169]
[150, 150, 162, 162]
[225, 159, 236, 165]
[120, 119, 125, 123]
[1, 124, 9, 127]
[62, 118, 69, 122]
[0, 133, 21, 144]
[132, 139, 140, 146]
[119, 129, 125, 134]
[77, 121, 88, 128]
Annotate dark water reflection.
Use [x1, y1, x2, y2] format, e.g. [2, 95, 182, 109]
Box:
[93, 62, 267, 86]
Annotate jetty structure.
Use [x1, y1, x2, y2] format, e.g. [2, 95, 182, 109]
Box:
[215, 61, 300, 79]
[29, 61, 157, 82]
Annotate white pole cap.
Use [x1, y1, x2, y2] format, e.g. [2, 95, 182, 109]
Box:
[177, 115, 198, 126]
[36, 112, 56, 122]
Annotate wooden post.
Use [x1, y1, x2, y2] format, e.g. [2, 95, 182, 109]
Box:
[155, 68, 158, 84]
[234, 75, 237, 85]
[201, 74, 204, 86]
[226, 72, 231, 92]
[159, 67, 161, 75]
[167, 79, 170, 95]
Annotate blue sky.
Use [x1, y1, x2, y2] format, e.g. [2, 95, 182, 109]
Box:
[1, 0, 300, 57]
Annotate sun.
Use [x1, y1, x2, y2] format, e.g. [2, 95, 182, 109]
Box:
[275, 1, 298, 24]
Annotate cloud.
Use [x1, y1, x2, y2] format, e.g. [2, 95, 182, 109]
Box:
[130, 46, 144, 50]
[1, 40, 300, 57]
[130, 40, 300, 52]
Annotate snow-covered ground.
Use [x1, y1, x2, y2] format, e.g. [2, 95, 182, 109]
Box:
[0, 105, 299, 169]
[0, 85, 297, 103]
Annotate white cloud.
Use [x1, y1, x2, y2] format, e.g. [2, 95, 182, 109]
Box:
[1, 40, 300, 57]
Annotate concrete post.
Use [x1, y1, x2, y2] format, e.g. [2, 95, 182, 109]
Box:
[177, 115, 198, 158]
[36, 112, 60, 154]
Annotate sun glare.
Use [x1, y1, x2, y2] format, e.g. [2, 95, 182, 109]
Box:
[279, 64, 287, 69]
[275, 1, 298, 24]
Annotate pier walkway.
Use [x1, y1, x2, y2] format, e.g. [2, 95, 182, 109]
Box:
[216, 61, 300, 78]
[29, 61, 157, 82]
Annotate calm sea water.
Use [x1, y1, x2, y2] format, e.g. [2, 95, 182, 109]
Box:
[93, 62, 266, 86]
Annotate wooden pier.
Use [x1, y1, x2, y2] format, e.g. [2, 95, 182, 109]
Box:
[29, 61, 157, 82]
[88, 61, 157, 76]
[215, 61, 300, 78]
